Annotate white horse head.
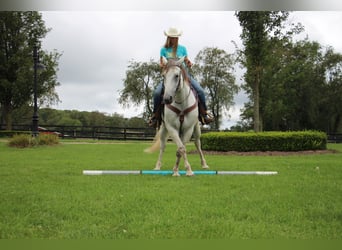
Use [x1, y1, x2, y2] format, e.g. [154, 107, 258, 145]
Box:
[162, 57, 187, 105]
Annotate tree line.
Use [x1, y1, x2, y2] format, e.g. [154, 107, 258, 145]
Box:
[1, 11, 342, 133]
[9, 107, 147, 128]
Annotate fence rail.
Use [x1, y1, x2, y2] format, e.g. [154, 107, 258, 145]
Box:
[1, 124, 161, 140]
[327, 133, 342, 143]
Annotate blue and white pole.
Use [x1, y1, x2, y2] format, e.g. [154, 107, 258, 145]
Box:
[83, 170, 278, 176]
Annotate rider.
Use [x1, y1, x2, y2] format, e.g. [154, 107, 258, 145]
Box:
[148, 27, 214, 128]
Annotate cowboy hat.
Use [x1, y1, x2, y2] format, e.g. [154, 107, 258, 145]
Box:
[164, 27, 183, 37]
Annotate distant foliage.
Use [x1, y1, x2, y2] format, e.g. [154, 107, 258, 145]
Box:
[8, 134, 59, 148]
[201, 131, 327, 152]
[9, 107, 148, 128]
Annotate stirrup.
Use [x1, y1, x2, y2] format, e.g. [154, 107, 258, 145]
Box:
[201, 113, 214, 125]
[148, 116, 157, 128]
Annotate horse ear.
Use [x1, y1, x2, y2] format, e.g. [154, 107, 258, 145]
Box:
[162, 56, 168, 65]
[177, 57, 185, 65]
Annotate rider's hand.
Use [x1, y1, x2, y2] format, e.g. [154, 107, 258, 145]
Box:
[185, 58, 192, 68]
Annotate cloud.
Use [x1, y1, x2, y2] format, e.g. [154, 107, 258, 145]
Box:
[42, 12, 240, 115]
[41, 11, 342, 129]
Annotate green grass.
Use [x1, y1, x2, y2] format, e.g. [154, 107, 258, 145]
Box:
[0, 139, 342, 239]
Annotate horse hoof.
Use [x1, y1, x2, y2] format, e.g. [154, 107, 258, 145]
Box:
[172, 172, 180, 177]
[202, 165, 209, 169]
[186, 172, 194, 176]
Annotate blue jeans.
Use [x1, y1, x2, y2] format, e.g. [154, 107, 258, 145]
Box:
[152, 76, 207, 113]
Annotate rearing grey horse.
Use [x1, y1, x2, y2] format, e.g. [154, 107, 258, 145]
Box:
[145, 57, 209, 176]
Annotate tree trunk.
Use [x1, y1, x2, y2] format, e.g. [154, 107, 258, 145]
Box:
[3, 103, 12, 130]
[253, 69, 261, 132]
[214, 105, 220, 130]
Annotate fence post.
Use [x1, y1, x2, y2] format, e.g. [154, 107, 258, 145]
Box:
[92, 127, 96, 139]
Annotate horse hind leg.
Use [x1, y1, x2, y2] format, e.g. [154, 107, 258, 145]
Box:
[194, 123, 209, 169]
[154, 148, 163, 170]
[154, 126, 167, 170]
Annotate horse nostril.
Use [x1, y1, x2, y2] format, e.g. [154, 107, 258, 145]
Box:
[164, 96, 172, 104]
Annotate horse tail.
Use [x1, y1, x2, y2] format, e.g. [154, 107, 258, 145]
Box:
[144, 129, 160, 153]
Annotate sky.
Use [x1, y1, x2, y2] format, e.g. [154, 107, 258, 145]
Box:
[40, 11, 342, 129]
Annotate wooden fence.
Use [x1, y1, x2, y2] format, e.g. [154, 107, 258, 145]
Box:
[1, 124, 341, 143]
[2, 124, 160, 140]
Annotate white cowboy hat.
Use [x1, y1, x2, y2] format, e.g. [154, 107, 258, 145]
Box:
[164, 27, 183, 37]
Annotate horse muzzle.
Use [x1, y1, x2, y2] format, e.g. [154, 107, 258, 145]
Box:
[163, 95, 173, 104]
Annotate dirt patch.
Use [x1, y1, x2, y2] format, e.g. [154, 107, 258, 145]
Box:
[189, 149, 338, 156]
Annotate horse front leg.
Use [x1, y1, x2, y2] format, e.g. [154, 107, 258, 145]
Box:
[181, 148, 194, 176]
[173, 146, 194, 176]
[180, 129, 195, 176]
[172, 148, 182, 177]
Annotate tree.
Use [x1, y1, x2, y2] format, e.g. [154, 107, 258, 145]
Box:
[320, 47, 342, 132]
[193, 47, 238, 129]
[118, 59, 162, 120]
[275, 40, 325, 131]
[236, 11, 290, 132]
[0, 11, 60, 130]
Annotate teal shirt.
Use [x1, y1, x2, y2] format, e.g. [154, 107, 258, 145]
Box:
[160, 45, 188, 59]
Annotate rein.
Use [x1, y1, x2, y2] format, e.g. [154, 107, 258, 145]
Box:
[174, 76, 191, 104]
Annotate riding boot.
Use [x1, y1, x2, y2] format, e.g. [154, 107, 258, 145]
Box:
[148, 106, 162, 128]
[198, 103, 214, 125]
[148, 113, 158, 128]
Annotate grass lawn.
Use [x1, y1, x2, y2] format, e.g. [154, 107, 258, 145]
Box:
[0, 139, 342, 239]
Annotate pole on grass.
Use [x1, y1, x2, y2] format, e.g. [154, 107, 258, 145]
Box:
[83, 170, 278, 176]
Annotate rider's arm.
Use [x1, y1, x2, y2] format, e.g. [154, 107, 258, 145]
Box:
[160, 56, 167, 68]
[184, 56, 192, 68]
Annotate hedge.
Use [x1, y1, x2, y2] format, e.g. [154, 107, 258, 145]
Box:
[201, 131, 327, 152]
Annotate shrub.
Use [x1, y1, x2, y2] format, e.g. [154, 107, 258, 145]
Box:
[38, 133, 59, 146]
[8, 134, 59, 148]
[201, 131, 327, 152]
[7, 134, 36, 148]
